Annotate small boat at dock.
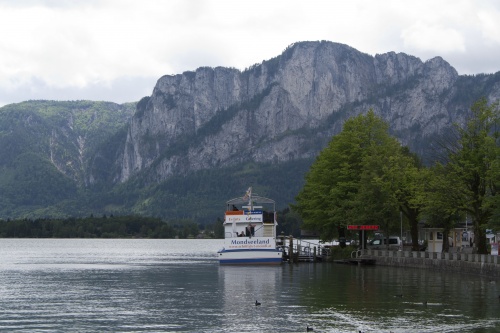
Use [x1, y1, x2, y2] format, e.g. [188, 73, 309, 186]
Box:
[217, 187, 283, 265]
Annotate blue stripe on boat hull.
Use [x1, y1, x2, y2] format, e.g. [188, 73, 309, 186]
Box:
[219, 257, 282, 265]
[219, 249, 282, 253]
[218, 248, 283, 265]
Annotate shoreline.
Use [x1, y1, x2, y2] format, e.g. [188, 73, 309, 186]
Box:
[362, 249, 500, 278]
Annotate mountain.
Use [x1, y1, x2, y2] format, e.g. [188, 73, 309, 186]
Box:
[0, 100, 136, 217]
[113, 41, 500, 184]
[1, 41, 500, 222]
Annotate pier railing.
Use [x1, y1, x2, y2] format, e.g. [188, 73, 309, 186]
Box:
[278, 237, 330, 262]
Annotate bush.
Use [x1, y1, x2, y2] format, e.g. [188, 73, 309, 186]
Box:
[325, 245, 359, 261]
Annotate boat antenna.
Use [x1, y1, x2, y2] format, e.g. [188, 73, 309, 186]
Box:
[244, 186, 253, 210]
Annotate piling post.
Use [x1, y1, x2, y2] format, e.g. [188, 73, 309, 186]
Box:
[289, 237, 294, 263]
[313, 246, 317, 263]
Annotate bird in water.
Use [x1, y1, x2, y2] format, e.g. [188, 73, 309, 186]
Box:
[394, 294, 403, 298]
[306, 326, 313, 331]
[255, 300, 261, 306]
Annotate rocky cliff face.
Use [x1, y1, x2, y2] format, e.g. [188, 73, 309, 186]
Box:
[116, 41, 499, 183]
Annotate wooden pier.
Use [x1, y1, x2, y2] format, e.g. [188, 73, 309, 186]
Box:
[279, 236, 376, 265]
[278, 236, 329, 263]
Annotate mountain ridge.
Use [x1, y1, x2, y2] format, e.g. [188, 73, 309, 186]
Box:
[115, 41, 470, 186]
[1, 40, 499, 222]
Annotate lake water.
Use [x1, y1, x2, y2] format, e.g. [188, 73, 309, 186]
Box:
[0, 239, 499, 332]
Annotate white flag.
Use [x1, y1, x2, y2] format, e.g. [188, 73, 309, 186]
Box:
[243, 187, 252, 200]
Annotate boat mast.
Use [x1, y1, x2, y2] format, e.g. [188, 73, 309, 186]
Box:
[243, 187, 252, 211]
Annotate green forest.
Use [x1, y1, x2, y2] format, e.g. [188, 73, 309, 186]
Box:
[0, 207, 304, 239]
[0, 215, 224, 239]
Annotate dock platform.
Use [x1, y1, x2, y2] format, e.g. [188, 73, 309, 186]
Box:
[279, 237, 328, 263]
[278, 237, 377, 264]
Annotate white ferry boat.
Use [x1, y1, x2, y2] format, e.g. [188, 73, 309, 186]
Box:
[217, 187, 283, 265]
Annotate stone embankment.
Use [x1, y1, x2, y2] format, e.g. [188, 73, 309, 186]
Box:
[361, 249, 500, 278]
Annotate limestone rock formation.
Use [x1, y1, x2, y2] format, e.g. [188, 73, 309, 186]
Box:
[116, 41, 499, 184]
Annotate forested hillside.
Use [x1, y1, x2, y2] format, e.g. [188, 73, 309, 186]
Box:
[0, 100, 135, 218]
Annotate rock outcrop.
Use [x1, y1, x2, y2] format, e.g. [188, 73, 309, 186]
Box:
[116, 41, 499, 183]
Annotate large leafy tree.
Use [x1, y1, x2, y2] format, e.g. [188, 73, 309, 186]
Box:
[392, 148, 427, 251]
[418, 164, 463, 252]
[294, 110, 416, 245]
[359, 147, 425, 251]
[446, 98, 500, 254]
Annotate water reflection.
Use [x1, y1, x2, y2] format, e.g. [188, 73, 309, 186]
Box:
[288, 264, 500, 333]
[219, 265, 285, 332]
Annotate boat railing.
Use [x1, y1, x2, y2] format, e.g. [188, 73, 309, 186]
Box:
[223, 224, 271, 238]
[253, 225, 264, 233]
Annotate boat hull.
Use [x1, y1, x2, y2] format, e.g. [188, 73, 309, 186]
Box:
[218, 248, 283, 265]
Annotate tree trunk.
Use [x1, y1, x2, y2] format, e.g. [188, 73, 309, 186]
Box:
[406, 207, 420, 251]
[474, 223, 487, 254]
[472, 208, 489, 254]
[338, 226, 346, 248]
[442, 227, 450, 253]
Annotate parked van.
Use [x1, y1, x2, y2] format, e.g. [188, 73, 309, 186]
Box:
[367, 236, 402, 249]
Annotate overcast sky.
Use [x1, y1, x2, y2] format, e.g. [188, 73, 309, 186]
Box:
[1, 0, 499, 107]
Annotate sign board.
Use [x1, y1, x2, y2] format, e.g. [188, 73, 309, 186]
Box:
[226, 237, 274, 250]
[225, 214, 263, 223]
[347, 225, 379, 231]
[491, 243, 498, 256]
[225, 210, 262, 215]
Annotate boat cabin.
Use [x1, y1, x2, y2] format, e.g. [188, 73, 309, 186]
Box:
[224, 195, 277, 239]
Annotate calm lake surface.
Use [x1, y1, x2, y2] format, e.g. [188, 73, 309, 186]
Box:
[0, 239, 499, 333]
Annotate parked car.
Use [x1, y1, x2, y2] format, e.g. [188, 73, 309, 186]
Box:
[367, 236, 402, 250]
